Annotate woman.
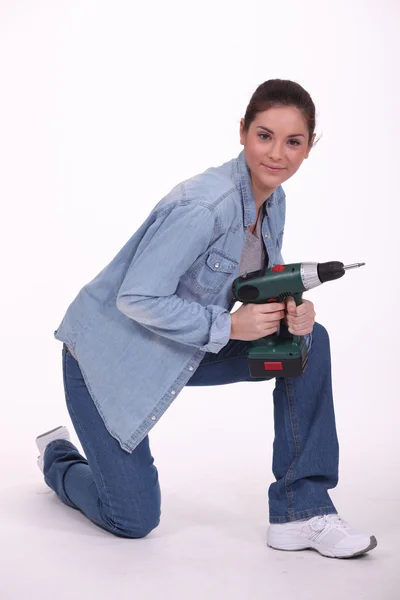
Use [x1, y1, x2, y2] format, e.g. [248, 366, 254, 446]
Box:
[36, 79, 377, 558]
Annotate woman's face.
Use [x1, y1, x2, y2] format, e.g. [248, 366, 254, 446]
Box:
[240, 105, 315, 200]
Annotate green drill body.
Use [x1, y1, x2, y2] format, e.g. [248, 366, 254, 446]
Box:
[231, 260, 364, 378]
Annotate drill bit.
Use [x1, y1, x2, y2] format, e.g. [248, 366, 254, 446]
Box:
[343, 262, 366, 270]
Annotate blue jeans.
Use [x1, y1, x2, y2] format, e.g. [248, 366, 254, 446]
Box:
[43, 322, 339, 538]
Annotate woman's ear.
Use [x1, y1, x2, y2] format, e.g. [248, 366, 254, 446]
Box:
[239, 118, 246, 146]
[305, 133, 316, 158]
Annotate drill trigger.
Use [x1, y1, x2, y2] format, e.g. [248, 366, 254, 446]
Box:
[277, 292, 291, 303]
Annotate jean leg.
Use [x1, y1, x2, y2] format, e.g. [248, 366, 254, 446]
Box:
[186, 323, 339, 524]
[268, 322, 339, 523]
[44, 345, 161, 538]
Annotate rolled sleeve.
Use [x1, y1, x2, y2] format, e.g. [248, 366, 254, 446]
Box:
[199, 308, 232, 353]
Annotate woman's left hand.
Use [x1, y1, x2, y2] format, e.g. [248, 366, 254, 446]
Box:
[284, 297, 316, 336]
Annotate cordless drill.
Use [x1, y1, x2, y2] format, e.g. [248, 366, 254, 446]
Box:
[231, 261, 365, 378]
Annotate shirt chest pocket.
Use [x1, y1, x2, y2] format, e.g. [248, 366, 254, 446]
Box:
[188, 249, 239, 294]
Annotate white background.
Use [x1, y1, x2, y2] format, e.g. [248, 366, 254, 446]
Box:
[1, 1, 399, 598]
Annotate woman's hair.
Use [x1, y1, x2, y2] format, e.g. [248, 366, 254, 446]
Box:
[243, 79, 317, 147]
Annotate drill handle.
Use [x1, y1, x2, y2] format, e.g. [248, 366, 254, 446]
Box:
[279, 291, 304, 342]
[291, 291, 303, 307]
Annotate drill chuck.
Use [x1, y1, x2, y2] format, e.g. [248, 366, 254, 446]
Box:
[316, 261, 346, 283]
[301, 261, 345, 290]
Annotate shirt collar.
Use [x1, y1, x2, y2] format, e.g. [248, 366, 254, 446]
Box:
[236, 149, 277, 227]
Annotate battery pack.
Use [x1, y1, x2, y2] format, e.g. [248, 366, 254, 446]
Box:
[247, 336, 308, 378]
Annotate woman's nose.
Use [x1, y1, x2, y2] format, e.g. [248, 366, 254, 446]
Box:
[268, 142, 284, 162]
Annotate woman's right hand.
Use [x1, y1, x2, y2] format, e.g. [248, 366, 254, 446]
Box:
[229, 302, 286, 341]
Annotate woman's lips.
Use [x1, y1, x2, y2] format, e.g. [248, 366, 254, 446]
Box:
[262, 164, 285, 173]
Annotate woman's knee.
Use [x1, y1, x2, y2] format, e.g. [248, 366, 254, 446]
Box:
[103, 490, 161, 539]
[105, 509, 161, 539]
[122, 516, 161, 539]
[312, 321, 330, 346]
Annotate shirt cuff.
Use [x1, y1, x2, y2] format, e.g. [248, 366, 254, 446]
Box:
[199, 309, 231, 353]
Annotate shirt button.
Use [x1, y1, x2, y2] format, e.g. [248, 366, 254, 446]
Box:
[189, 366, 194, 371]
[214, 263, 220, 268]
[151, 415, 156, 421]
[265, 234, 269, 238]
[170, 390, 176, 395]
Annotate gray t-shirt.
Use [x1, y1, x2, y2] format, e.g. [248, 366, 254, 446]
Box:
[238, 211, 267, 276]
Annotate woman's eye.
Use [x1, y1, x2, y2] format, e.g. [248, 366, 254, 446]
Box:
[258, 134, 300, 146]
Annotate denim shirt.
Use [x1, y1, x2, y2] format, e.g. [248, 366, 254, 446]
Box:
[54, 149, 290, 452]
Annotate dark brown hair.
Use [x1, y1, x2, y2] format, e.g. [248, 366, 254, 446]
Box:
[243, 79, 317, 147]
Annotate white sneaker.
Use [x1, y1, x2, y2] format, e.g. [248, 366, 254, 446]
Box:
[36, 426, 70, 473]
[267, 514, 378, 558]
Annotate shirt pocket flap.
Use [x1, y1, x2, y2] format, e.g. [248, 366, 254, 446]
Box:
[206, 251, 237, 274]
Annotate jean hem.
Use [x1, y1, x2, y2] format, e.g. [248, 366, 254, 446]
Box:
[45, 439, 76, 453]
[43, 441, 87, 510]
[269, 505, 337, 524]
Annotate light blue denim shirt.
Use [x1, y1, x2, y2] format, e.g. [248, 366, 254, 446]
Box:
[54, 149, 292, 452]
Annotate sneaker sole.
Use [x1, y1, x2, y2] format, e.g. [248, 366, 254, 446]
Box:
[36, 425, 67, 440]
[267, 535, 378, 558]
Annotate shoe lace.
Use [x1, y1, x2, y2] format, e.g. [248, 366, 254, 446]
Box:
[311, 514, 351, 531]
